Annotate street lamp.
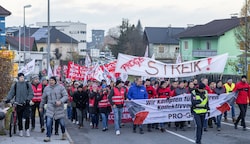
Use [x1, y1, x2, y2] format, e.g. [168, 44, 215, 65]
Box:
[23, 4, 32, 65]
[47, 0, 51, 76]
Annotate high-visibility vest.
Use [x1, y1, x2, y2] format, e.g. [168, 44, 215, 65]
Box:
[224, 83, 235, 93]
[98, 94, 109, 108]
[192, 90, 208, 114]
[112, 87, 125, 105]
[31, 83, 43, 102]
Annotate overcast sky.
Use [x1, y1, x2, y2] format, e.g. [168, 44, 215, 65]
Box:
[1, 0, 245, 41]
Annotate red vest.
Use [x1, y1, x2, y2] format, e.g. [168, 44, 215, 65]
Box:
[89, 97, 95, 107]
[32, 83, 43, 102]
[98, 94, 109, 108]
[157, 87, 171, 98]
[112, 87, 125, 105]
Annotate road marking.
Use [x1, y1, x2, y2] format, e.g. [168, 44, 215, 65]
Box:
[165, 129, 195, 143]
[226, 118, 250, 123]
[221, 122, 250, 130]
[65, 129, 74, 144]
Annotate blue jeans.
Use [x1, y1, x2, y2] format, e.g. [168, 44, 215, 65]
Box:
[46, 117, 65, 137]
[216, 114, 222, 128]
[193, 113, 205, 143]
[67, 104, 72, 120]
[91, 113, 99, 127]
[100, 113, 108, 129]
[112, 107, 123, 131]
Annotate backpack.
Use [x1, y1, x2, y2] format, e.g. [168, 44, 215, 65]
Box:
[14, 82, 29, 96]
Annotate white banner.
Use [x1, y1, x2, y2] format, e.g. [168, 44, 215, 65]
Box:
[115, 53, 228, 78]
[125, 92, 235, 124]
[18, 59, 36, 76]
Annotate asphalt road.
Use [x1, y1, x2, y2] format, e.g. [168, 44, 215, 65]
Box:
[66, 106, 250, 144]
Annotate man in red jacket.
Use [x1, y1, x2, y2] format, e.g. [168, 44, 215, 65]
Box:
[234, 75, 250, 131]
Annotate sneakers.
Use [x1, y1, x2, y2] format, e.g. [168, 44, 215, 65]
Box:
[19, 130, 23, 137]
[217, 127, 221, 131]
[44, 137, 51, 142]
[116, 130, 120, 135]
[72, 120, 76, 124]
[26, 129, 30, 137]
[234, 123, 238, 129]
[187, 124, 191, 128]
[62, 133, 67, 140]
[160, 128, 165, 133]
[232, 117, 236, 123]
[139, 129, 144, 134]
[76, 121, 79, 125]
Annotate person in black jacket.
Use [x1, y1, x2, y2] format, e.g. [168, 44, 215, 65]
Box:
[73, 84, 88, 128]
[89, 84, 100, 129]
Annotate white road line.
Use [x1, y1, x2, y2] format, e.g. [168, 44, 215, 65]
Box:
[221, 122, 250, 130]
[65, 129, 74, 144]
[227, 118, 250, 123]
[165, 129, 195, 143]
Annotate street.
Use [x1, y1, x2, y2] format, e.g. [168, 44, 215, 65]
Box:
[66, 107, 250, 144]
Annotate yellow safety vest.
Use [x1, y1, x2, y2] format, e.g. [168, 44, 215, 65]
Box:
[192, 90, 208, 114]
[224, 83, 235, 93]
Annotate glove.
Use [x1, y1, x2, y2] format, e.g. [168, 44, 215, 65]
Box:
[29, 101, 34, 106]
[207, 111, 210, 117]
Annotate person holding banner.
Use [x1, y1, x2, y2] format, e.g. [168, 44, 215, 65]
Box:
[145, 79, 157, 132]
[127, 77, 148, 134]
[214, 80, 226, 131]
[233, 75, 250, 131]
[157, 80, 172, 132]
[108, 80, 127, 135]
[223, 78, 236, 122]
[191, 83, 210, 144]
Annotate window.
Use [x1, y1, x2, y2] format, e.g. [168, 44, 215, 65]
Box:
[175, 47, 180, 53]
[159, 46, 164, 53]
[206, 41, 211, 50]
[184, 41, 188, 49]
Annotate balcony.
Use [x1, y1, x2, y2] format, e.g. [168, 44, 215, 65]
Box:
[192, 49, 217, 57]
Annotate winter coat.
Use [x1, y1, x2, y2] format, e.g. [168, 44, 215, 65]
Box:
[89, 91, 99, 114]
[40, 84, 68, 120]
[127, 85, 148, 100]
[7, 81, 34, 104]
[214, 87, 226, 95]
[234, 81, 250, 104]
[73, 90, 88, 109]
[175, 87, 188, 96]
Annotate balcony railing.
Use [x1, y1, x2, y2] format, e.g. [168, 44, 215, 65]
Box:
[192, 50, 217, 57]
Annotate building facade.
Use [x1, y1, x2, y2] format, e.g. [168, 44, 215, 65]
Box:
[0, 5, 11, 49]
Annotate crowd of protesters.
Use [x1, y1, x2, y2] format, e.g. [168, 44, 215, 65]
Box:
[3, 73, 250, 143]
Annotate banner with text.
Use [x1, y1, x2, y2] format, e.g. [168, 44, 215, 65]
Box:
[115, 53, 228, 78]
[125, 92, 236, 124]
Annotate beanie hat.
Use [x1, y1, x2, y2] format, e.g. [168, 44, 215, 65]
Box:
[160, 81, 165, 86]
[49, 76, 57, 83]
[198, 83, 206, 89]
[31, 75, 39, 80]
[242, 75, 247, 79]
[18, 73, 24, 77]
[77, 84, 83, 89]
[116, 80, 122, 86]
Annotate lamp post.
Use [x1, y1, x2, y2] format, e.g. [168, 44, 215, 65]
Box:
[47, 0, 51, 76]
[23, 4, 32, 65]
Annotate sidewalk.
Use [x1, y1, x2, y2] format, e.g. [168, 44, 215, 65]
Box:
[0, 117, 72, 144]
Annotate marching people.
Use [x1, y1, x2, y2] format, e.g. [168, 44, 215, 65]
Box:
[174, 80, 188, 131]
[39, 76, 68, 142]
[145, 79, 157, 132]
[191, 83, 210, 144]
[127, 77, 148, 134]
[186, 81, 195, 128]
[30, 75, 45, 133]
[73, 84, 88, 129]
[157, 80, 172, 132]
[5, 73, 34, 137]
[70, 81, 79, 124]
[223, 78, 236, 122]
[97, 84, 111, 131]
[233, 75, 250, 131]
[214, 80, 226, 131]
[108, 80, 127, 135]
[89, 84, 100, 129]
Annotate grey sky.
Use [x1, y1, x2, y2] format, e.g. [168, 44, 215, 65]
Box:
[1, 0, 245, 40]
